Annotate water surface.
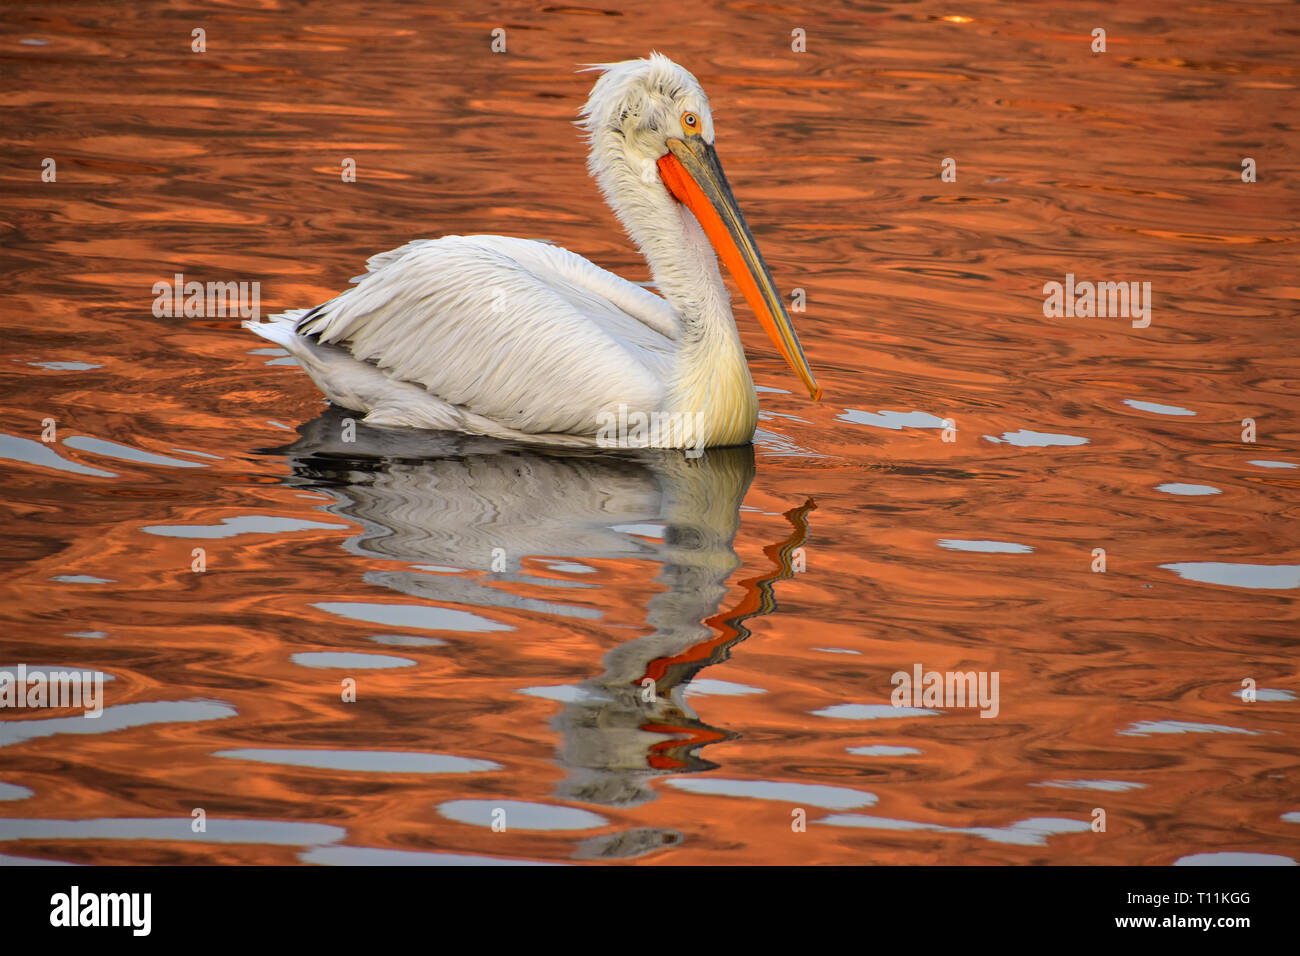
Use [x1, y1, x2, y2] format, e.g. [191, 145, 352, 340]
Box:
[0, 1, 1297, 865]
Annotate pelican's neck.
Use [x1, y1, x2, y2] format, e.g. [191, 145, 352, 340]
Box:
[593, 154, 758, 443]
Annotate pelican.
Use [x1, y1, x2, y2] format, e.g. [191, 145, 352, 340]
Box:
[246, 53, 820, 450]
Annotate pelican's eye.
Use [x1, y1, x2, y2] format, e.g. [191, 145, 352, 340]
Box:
[681, 111, 700, 133]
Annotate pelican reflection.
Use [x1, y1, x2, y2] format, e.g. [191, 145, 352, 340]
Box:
[275, 409, 812, 832]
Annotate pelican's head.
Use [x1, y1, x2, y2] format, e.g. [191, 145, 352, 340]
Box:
[580, 52, 717, 168]
[579, 53, 821, 402]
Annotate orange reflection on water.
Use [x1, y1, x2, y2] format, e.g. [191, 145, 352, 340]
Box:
[0, 1, 1297, 865]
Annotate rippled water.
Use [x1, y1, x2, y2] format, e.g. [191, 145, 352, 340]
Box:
[1, 2, 1297, 865]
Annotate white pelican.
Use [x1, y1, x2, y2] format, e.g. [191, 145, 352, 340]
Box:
[246, 53, 820, 450]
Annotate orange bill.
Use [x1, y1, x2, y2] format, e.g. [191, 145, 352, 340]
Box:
[658, 138, 821, 401]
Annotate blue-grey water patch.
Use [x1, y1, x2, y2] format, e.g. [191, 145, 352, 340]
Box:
[543, 561, 596, 574]
[818, 813, 1091, 846]
[300, 845, 560, 866]
[267, 420, 293, 430]
[758, 410, 812, 426]
[938, 539, 1034, 554]
[1247, 460, 1297, 469]
[610, 523, 665, 538]
[0, 699, 235, 749]
[1233, 688, 1295, 702]
[29, 361, 101, 371]
[1155, 483, 1221, 496]
[753, 384, 791, 395]
[214, 748, 499, 774]
[313, 601, 510, 633]
[411, 565, 462, 573]
[437, 799, 607, 831]
[0, 783, 34, 801]
[63, 436, 207, 469]
[170, 447, 223, 460]
[1160, 562, 1300, 590]
[143, 515, 348, 539]
[0, 853, 77, 865]
[666, 777, 876, 810]
[0, 433, 116, 478]
[0, 817, 344, 846]
[1118, 720, 1257, 737]
[847, 745, 922, 757]
[1123, 399, 1195, 416]
[813, 704, 939, 720]
[753, 426, 824, 459]
[814, 647, 862, 655]
[1282, 812, 1300, 824]
[290, 652, 415, 670]
[984, 429, 1088, 447]
[518, 684, 611, 704]
[1174, 852, 1295, 866]
[50, 574, 114, 584]
[683, 678, 766, 697]
[839, 409, 948, 430]
[367, 634, 447, 647]
[65, 631, 107, 639]
[1030, 779, 1146, 792]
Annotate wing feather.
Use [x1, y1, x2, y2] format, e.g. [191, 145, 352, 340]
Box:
[296, 236, 679, 435]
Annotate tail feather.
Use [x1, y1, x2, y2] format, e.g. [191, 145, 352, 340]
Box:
[241, 316, 591, 446]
